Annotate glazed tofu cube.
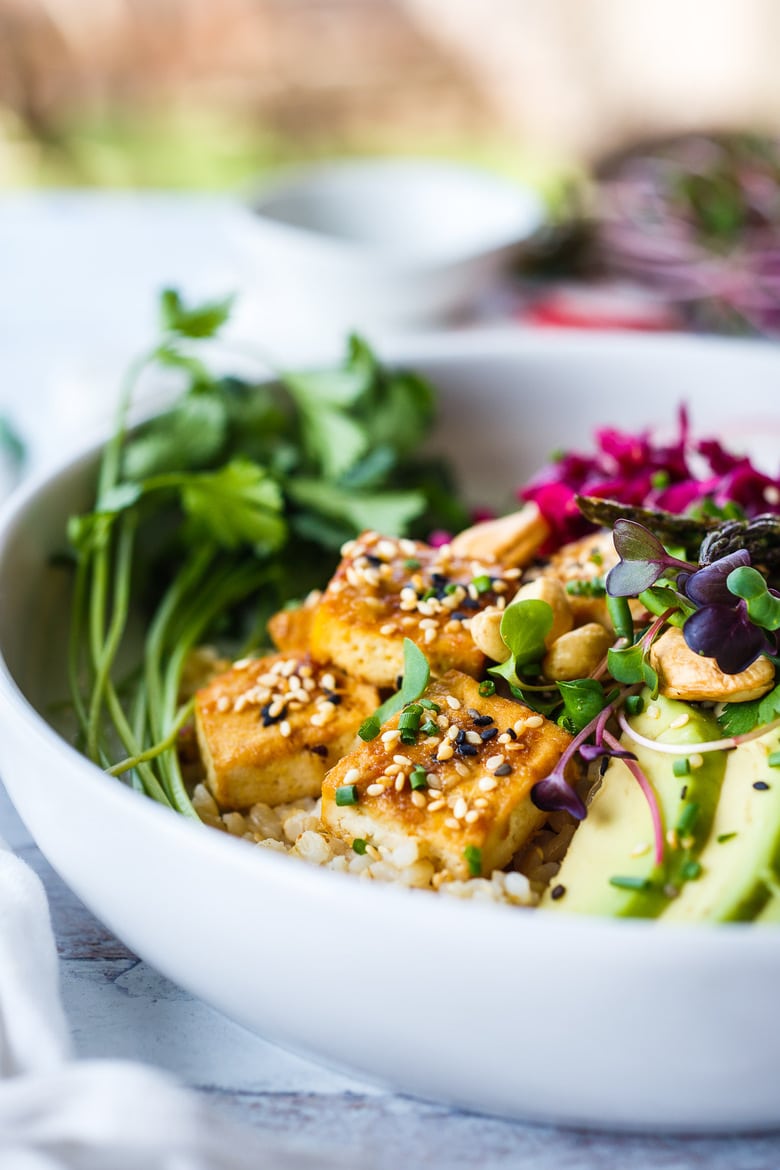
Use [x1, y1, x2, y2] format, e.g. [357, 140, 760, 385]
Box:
[309, 532, 521, 689]
[195, 653, 379, 810]
[267, 590, 321, 654]
[321, 670, 571, 881]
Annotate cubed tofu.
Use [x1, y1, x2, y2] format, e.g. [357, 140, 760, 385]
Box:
[449, 504, 549, 567]
[195, 652, 379, 810]
[309, 531, 521, 688]
[321, 670, 571, 881]
[267, 590, 321, 654]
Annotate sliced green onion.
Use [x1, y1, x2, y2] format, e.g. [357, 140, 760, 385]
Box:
[335, 784, 359, 806]
[419, 699, 440, 712]
[399, 708, 422, 732]
[421, 719, 439, 736]
[400, 730, 417, 745]
[479, 679, 496, 697]
[472, 574, 492, 594]
[352, 838, 368, 854]
[676, 801, 700, 837]
[358, 715, 380, 742]
[672, 757, 691, 777]
[717, 832, 737, 843]
[609, 875, 652, 892]
[464, 844, 482, 877]
[410, 767, 428, 791]
[444, 583, 460, 595]
[769, 751, 780, 768]
[681, 860, 702, 881]
[403, 558, 421, 570]
[625, 694, 644, 716]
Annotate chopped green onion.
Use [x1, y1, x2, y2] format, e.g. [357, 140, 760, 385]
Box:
[625, 694, 644, 716]
[589, 549, 603, 566]
[336, 784, 359, 806]
[609, 875, 652, 892]
[358, 715, 380, 742]
[352, 838, 368, 855]
[399, 708, 422, 732]
[681, 860, 702, 881]
[472, 574, 492, 594]
[400, 730, 417, 745]
[464, 844, 482, 877]
[403, 558, 421, 570]
[651, 470, 670, 490]
[419, 699, 440, 712]
[565, 578, 606, 598]
[676, 801, 700, 837]
[478, 679, 496, 697]
[672, 757, 691, 777]
[421, 719, 439, 736]
[717, 832, 737, 843]
[444, 583, 460, 595]
[421, 587, 436, 601]
[410, 767, 428, 791]
[768, 751, 780, 767]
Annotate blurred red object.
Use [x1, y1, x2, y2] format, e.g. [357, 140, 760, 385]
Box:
[519, 282, 682, 331]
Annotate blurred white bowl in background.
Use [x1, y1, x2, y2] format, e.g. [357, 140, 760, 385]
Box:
[230, 158, 543, 330]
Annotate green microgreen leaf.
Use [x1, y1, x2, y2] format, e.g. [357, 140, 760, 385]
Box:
[160, 288, 234, 339]
[489, 600, 554, 688]
[358, 639, 431, 740]
[557, 679, 608, 734]
[606, 641, 645, 685]
[727, 565, 780, 630]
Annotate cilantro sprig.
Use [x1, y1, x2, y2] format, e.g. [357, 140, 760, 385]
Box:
[67, 290, 468, 812]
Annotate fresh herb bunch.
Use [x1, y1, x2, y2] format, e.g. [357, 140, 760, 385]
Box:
[67, 289, 468, 816]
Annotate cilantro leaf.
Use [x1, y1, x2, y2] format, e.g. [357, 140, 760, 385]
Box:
[160, 289, 234, 339]
[179, 460, 286, 552]
[287, 478, 426, 539]
[123, 392, 228, 480]
[720, 682, 780, 736]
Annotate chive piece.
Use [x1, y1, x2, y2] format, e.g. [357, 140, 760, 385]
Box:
[352, 838, 368, 855]
[609, 875, 652, 892]
[444, 583, 460, 595]
[479, 679, 496, 697]
[676, 801, 700, 837]
[400, 730, 417, 745]
[359, 715, 380, 742]
[717, 832, 737, 843]
[399, 708, 422, 732]
[472, 574, 492, 594]
[768, 752, 780, 768]
[673, 757, 691, 777]
[589, 549, 603, 566]
[625, 694, 644, 716]
[410, 767, 428, 791]
[403, 558, 421, 570]
[681, 860, 702, 881]
[464, 844, 482, 877]
[335, 784, 359, 807]
[421, 587, 436, 601]
[421, 719, 439, 736]
[419, 699, 440, 712]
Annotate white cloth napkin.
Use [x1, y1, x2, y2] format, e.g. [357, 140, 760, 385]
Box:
[0, 840, 336, 1170]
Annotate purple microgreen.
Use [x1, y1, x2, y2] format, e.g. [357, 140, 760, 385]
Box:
[578, 742, 637, 762]
[683, 549, 751, 606]
[726, 565, 780, 630]
[602, 728, 664, 866]
[606, 520, 696, 598]
[682, 602, 777, 674]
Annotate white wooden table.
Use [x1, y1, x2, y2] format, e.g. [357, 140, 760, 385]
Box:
[2, 192, 780, 1167]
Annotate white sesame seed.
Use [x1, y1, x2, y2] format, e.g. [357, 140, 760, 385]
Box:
[525, 715, 544, 729]
[298, 664, 313, 678]
[393, 754, 413, 767]
[670, 713, 690, 729]
[689, 753, 704, 770]
[376, 539, 398, 559]
[321, 672, 336, 691]
[647, 704, 660, 720]
[497, 732, 511, 745]
[474, 797, 489, 809]
[445, 695, 461, 711]
[454, 761, 470, 777]
[504, 567, 521, 579]
[630, 842, 651, 858]
[411, 791, 427, 808]
[400, 586, 417, 602]
[485, 754, 504, 772]
[381, 729, 402, 746]
[478, 776, 498, 792]
[233, 656, 253, 670]
[513, 719, 527, 734]
[362, 568, 381, 587]
[380, 624, 397, 636]
[417, 602, 435, 618]
[493, 580, 508, 594]
[465, 810, 480, 824]
[399, 538, 417, 556]
[436, 713, 450, 729]
[465, 730, 482, 745]
[340, 539, 357, 556]
[419, 617, 437, 630]
[309, 713, 325, 727]
[399, 598, 418, 612]
[467, 584, 479, 601]
[424, 627, 437, 644]
[445, 620, 462, 633]
[395, 773, 406, 792]
[666, 829, 679, 848]
[366, 783, 386, 797]
[427, 798, 446, 812]
[401, 616, 416, 627]
[269, 700, 286, 718]
[279, 720, 292, 738]
[346, 568, 361, 588]
[437, 742, 454, 762]
[216, 695, 230, 713]
[496, 596, 506, 610]
[445, 817, 460, 830]
[453, 798, 468, 819]
[344, 768, 361, 785]
[384, 763, 402, 776]
[446, 725, 460, 741]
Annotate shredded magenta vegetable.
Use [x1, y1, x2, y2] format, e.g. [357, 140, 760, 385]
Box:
[519, 407, 780, 551]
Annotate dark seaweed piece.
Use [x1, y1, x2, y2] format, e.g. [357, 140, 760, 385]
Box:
[698, 514, 780, 583]
[575, 495, 718, 550]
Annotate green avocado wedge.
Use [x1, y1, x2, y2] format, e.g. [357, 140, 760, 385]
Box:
[663, 730, 780, 923]
[542, 695, 726, 919]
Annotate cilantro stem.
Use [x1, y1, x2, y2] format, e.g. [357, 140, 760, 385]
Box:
[106, 698, 195, 777]
[86, 515, 136, 762]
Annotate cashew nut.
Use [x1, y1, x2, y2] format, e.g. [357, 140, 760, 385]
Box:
[512, 577, 573, 646]
[649, 626, 775, 702]
[469, 608, 509, 663]
[542, 623, 612, 682]
[449, 503, 550, 567]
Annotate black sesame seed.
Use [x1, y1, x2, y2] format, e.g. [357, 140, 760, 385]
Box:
[458, 743, 478, 757]
[365, 554, 383, 567]
[494, 763, 513, 777]
[680, 785, 688, 800]
[461, 598, 480, 611]
[324, 691, 342, 705]
[550, 884, 566, 901]
[450, 612, 468, 622]
[310, 744, 328, 758]
[505, 727, 517, 740]
[480, 727, 498, 742]
[431, 572, 448, 588]
[455, 728, 467, 745]
[754, 780, 771, 791]
[260, 702, 284, 727]
[473, 715, 494, 727]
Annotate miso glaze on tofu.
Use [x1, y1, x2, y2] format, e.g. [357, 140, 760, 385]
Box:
[195, 653, 379, 810]
[321, 670, 571, 882]
[310, 531, 522, 689]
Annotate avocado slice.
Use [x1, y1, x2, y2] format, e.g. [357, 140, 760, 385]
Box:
[542, 695, 726, 918]
[663, 731, 780, 923]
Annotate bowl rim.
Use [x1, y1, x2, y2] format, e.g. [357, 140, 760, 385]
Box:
[239, 156, 545, 265]
[1, 326, 780, 954]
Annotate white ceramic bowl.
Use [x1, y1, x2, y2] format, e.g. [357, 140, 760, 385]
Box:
[2, 330, 780, 1133]
[232, 159, 543, 328]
